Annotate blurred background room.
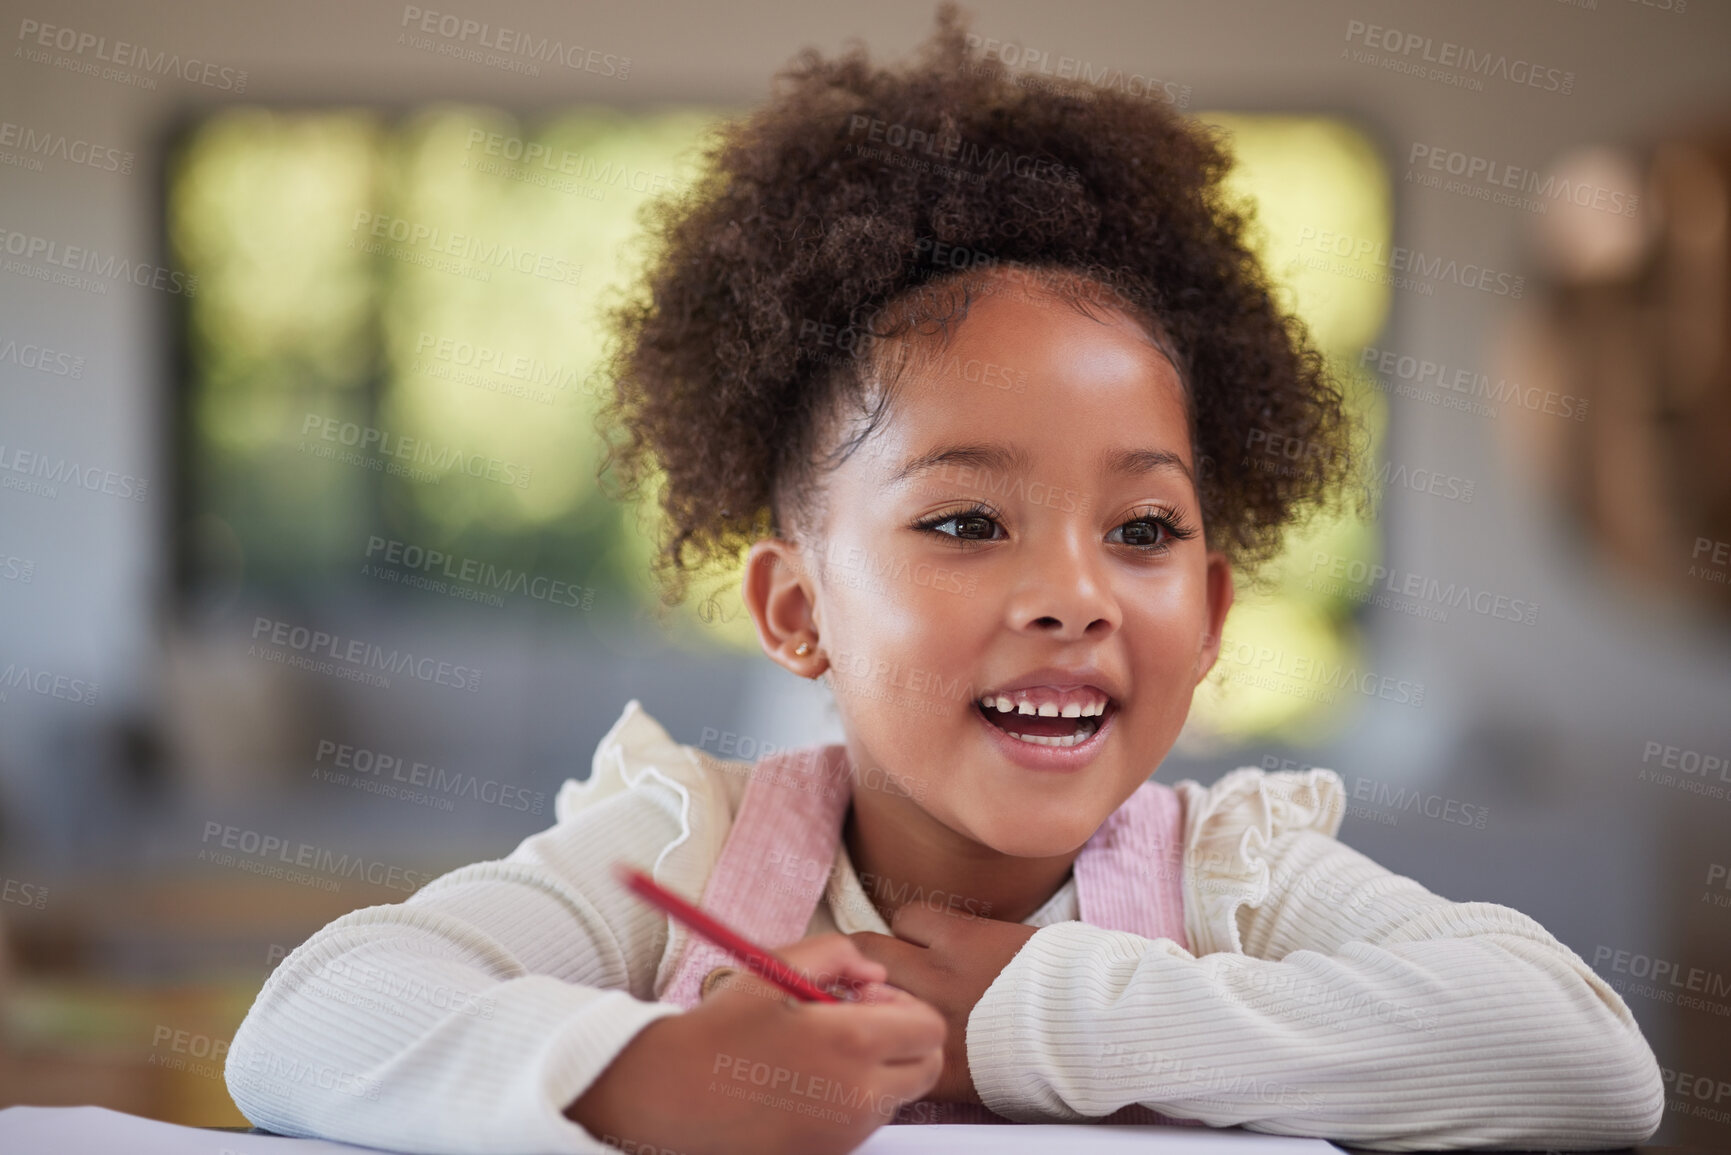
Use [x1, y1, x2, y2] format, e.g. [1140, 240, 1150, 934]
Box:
[1, 0, 1728, 1144]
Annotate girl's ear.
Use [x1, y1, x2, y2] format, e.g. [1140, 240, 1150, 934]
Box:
[741, 538, 828, 679]
[1193, 550, 1235, 684]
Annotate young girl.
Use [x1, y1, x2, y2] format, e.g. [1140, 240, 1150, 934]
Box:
[226, 7, 1665, 1153]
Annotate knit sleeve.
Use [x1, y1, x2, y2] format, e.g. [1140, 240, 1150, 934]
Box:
[966, 769, 1666, 1150]
[225, 700, 731, 1154]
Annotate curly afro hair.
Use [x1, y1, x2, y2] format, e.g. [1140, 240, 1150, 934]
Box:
[599, 1, 1368, 606]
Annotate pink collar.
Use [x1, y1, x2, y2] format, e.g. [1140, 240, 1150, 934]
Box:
[660, 744, 1189, 1002]
[656, 743, 1197, 1127]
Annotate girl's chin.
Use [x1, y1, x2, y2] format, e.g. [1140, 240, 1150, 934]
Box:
[941, 793, 1109, 857]
[976, 833, 1096, 860]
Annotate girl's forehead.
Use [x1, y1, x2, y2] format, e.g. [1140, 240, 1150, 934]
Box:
[851, 307, 1194, 488]
[900, 280, 1175, 386]
[895, 290, 1184, 410]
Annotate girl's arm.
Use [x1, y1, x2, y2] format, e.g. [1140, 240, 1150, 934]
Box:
[963, 771, 1666, 1151]
[224, 726, 714, 1155]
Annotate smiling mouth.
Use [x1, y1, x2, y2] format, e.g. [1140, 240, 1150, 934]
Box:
[974, 693, 1116, 749]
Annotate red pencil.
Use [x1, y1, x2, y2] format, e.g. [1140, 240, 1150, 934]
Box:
[612, 863, 842, 1003]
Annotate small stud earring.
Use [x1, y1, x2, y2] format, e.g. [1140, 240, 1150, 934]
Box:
[793, 641, 813, 657]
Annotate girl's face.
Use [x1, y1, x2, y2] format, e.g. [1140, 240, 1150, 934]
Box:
[747, 273, 1234, 860]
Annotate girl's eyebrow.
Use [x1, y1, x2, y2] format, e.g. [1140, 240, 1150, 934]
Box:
[887, 443, 1193, 488]
[1104, 447, 1195, 486]
[887, 443, 1032, 488]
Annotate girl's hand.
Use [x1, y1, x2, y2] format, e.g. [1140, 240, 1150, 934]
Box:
[566, 933, 946, 1155]
[849, 904, 1040, 1105]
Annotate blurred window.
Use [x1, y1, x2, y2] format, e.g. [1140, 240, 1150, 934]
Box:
[168, 107, 1390, 743]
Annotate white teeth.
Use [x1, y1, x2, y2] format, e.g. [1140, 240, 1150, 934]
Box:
[979, 694, 1111, 715]
[1002, 721, 1099, 749]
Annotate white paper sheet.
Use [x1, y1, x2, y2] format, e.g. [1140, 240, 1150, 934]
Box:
[0, 1106, 395, 1155]
[855, 1121, 1341, 1153]
[0, 1105, 1343, 1154]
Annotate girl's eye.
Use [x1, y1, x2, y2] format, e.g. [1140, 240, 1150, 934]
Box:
[914, 504, 1198, 550]
[1109, 518, 1166, 548]
[919, 511, 1004, 541]
[1108, 509, 1199, 552]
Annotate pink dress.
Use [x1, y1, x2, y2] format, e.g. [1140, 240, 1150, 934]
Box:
[654, 742, 1203, 1128]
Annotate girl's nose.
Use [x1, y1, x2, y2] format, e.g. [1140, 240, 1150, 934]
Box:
[1005, 529, 1121, 640]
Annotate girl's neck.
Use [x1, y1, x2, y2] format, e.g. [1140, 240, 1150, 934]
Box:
[840, 784, 1082, 928]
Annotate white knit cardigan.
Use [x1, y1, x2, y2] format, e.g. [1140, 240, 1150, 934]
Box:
[226, 700, 1664, 1153]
